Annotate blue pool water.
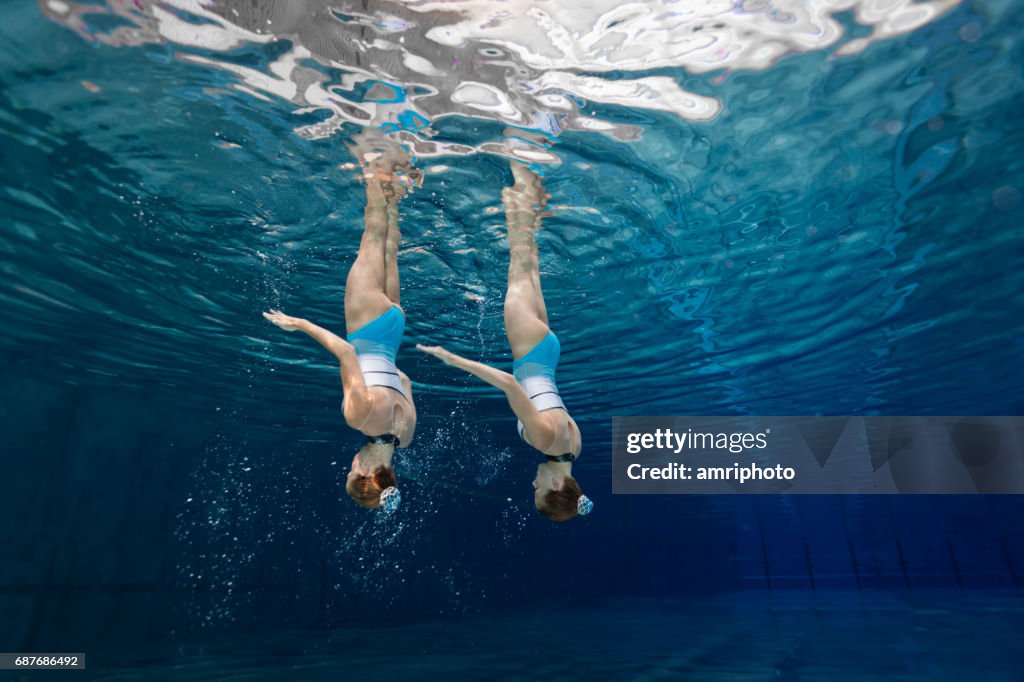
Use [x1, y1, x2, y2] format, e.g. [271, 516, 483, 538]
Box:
[1, 0, 1023, 679]
[84, 593, 1024, 680]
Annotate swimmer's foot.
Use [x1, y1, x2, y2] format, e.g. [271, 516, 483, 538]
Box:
[347, 129, 423, 199]
[503, 161, 550, 236]
[365, 166, 424, 201]
[501, 127, 559, 166]
[510, 160, 544, 196]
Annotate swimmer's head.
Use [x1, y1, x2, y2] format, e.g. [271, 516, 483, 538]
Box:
[346, 450, 397, 509]
[532, 463, 589, 522]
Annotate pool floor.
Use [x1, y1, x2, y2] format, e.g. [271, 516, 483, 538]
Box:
[85, 590, 1023, 681]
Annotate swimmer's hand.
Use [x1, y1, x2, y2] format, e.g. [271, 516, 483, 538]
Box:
[263, 309, 306, 332]
[418, 343, 464, 366]
[419, 343, 534, 426]
[265, 311, 354, 362]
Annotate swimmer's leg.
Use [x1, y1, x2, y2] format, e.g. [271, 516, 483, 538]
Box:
[504, 162, 550, 358]
[384, 199, 401, 306]
[513, 164, 550, 327]
[345, 176, 398, 333]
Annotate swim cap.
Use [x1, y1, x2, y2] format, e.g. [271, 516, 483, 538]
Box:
[576, 495, 593, 516]
[379, 486, 401, 512]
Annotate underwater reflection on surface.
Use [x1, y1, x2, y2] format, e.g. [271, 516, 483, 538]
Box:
[0, 0, 1020, 424]
[39, 0, 962, 151]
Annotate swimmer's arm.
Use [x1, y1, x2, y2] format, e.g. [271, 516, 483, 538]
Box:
[416, 344, 554, 447]
[294, 321, 372, 425]
[500, 379, 556, 450]
[398, 370, 416, 447]
[417, 344, 512, 389]
[263, 310, 372, 423]
[264, 310, 351, 359]
[338, 350, 372, 427]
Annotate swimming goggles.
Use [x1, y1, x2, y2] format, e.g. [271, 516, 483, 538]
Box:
[366, 433, 401, 448]
[545, 453, 577, 463]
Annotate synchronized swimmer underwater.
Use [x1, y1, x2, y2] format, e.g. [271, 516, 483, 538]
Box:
[264, 132, 591, 522]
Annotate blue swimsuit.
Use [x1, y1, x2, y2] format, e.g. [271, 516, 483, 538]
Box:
[347, 306, 409, 402]
[512, 331, 566, 439]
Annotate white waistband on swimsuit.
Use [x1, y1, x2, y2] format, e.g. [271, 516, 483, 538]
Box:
[358, 354, 409, 402]
[516, 374, 565, 438]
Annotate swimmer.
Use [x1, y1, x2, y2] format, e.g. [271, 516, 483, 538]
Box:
[418, 161, 591, 521]
[264, 134, 419, 511]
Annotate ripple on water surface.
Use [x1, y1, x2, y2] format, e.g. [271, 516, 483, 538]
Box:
[0, 0, 1021, 420]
